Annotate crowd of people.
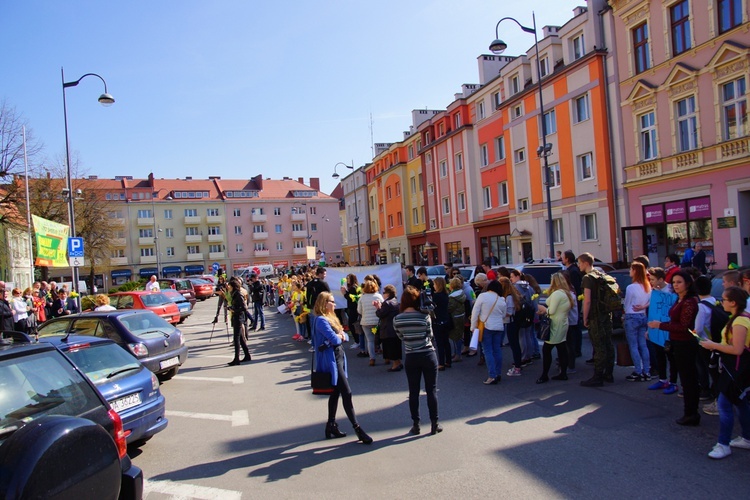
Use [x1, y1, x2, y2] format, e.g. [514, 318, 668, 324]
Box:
[0, 280, 83, 336]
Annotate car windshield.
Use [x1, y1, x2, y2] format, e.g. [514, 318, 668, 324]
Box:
[161, 291, 184, 303]
[140, 293, 170, 307]
[0, 351, 101, 441]
[191, 279, 211, 285]
[520, 266, 562, 286]
[64, 343, 142, 385]
[118, 313, 175, 338]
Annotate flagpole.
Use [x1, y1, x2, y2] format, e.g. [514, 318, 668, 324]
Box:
[23, 126, 35, 288]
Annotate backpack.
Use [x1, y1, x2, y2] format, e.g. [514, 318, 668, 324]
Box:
[514, 285, 535, 328]
[593, 271, 622, 314]
[419, 286, 435, 315]
[700, 299, 730, 343]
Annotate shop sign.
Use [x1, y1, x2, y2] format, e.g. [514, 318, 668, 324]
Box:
[232, 262, 250, 269]
[643, 204, 664, 224]
[273, 260, 289, 267]
[717, 216, 737, 229]
[665, 200, 686, 222]
[688, 197, 711, 219]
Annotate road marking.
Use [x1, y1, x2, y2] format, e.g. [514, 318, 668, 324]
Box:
[144, 479, 242, 499]
[166, 409, 249, 427]
[190, 354, 234, 360]
[173, 375, 244, 385]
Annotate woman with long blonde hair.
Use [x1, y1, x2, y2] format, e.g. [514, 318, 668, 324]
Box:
[537, 273, 573, 383]
[624, 261, 652, 381]
[314, 292, 373, 444]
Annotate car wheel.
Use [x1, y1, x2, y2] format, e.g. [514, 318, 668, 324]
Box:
[130, 436, 152, 448]
[158, 366, 179, 381]
[200, 297, 206, 301]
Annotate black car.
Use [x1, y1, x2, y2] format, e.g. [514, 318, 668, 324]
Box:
[0, 334, 143, 499]
[38, 309, 188, 380]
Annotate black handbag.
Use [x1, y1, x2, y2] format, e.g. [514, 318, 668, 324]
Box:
[536, 314, 551, 342]
[310, 351, 334, 395]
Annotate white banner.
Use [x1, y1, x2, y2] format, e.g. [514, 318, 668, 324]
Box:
[322, 263, 402, 309]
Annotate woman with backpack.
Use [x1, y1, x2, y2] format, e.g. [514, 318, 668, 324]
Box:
[699, 286, 750, 459]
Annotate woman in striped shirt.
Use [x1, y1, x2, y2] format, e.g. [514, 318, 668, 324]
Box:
[393, 285, 442, 436]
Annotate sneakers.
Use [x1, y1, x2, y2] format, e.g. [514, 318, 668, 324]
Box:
[641, 372, 652, 381]
[625, 372, 643, 382]
[663, 384, 678, 395]
[703, 401, 719, 416]
[349, 344, 360, 350]
[708, 443, 731, 459]
[506, 366, 522, 377]
[292, 334, 302, 341]
[729, 436, 750, 449]
[520, 359, 533, 367]
[648, 380, 670, 391]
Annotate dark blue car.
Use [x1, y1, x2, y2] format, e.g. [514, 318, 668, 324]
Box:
[39, 335, 168, 446]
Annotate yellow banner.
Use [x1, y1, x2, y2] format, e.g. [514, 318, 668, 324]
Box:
[32, 215, 70, 267]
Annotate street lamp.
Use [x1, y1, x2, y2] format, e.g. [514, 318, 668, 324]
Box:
[490, 13, 555, 259]
[61, 68, 115, 304]
[152, 189, 172, 277]
[332, 161, 362, 265]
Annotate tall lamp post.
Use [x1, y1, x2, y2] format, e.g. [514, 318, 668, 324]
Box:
[332, 161, 362, 265]
[151, 189, 172, 277]
[489, 13, 555, 259]
[61, 68, 115, 303]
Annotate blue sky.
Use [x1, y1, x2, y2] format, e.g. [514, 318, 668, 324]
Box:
[3, 0, 584, 196]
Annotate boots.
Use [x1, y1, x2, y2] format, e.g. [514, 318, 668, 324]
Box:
[409, 420, 420, 435]
[325, 421, 346, 439]
[354, 425, 373, 444]
[580, 374, 604, 387]
[430, 421, 443, 435]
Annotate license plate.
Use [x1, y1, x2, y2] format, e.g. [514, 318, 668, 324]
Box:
[110, 393, 142, 413]
[160, 356, 179, 369]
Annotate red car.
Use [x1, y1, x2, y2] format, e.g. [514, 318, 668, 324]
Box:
[186, 278, 214, 301]
[108, 291, 181, 324]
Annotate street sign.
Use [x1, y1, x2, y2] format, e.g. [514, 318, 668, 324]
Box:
[68, 237, 84, 258]
[69, 257, 85, 267]
[212, 262, 221, 273]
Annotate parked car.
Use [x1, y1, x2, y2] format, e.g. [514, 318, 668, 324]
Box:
[38, 309, 188, 380]
[157, 278, 196, 307]
[38, 334, 167, 446]
[109, 291, 181, 324]
[424, 265, 446, 282]
[186, 278, 214, 301]
[161, 289, 193, 323]
[186, 274, 217, 285]
[0, 334, 143, 499]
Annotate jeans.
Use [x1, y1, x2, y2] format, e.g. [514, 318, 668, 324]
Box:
[481, 328, 505, 379]
[624, 313, 650, 374]
[434, 322, 451, 366]
[361, 324, 377, 360]
[648, 339, 678, 383]
[405, 350, 439, 423]
[506, 321, 523, 367]
[520, 325, 536, 360]
[252, 301, 265, 329]
[717, 392, 750, 445]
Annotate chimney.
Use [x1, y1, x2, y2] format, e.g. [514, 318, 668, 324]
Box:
[208, 176, 221, 180]
[148, 172, 154, 186]
[88, 175, 98, 180]
[309, 178, 320, 191]
[298, 177, 304, 184]
[251, 174, 263, 191]
[185, 176, 192, 180]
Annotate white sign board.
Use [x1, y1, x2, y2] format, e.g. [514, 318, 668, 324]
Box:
[69, 257, 85, 267]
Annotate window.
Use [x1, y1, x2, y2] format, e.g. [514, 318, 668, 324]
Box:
[578, 153, 594, 180]
[253, 225, 265, 233]
[207, 208, 220, 217]
[140, 247, 154, 257]
[547, 164, 561, 188]
[254, 243, 267, 251]
[492, 92, 501, 109]
[418, 174, 423, 191]
[548, 218, 564, 244]
[719, 0, 742, 33]
[234, 226, 242, 235]
[671, 1, 691, 55]
[186, 227, 199, 236]
[209, 244, 222, 253]
[633, 22, 650, 74]
[276, 242, 283, 251]
[722, 77, 747, 140]
[275, 224, 282, 233]
[309, 207, 317, 215]
[397, 212, 403, 226]
[458, 192, 466, 211]
[408, 144, 414, 160]
[236, 243, 244, 253]
[454, 113, 462, 128]
[430, 219, 437, 229]
[572, 33, 585, 60]
[574, 94, 590, 123]
[511, 75, 520, 94]
[499, 181, 509, 205]
[512, 105, 523, 118]
[581, 214, 598, 241]
[518, 198, 529, 212]
[166, 247, 175, 256]
[139, 228, 153, 238]
[251, 207, 264, 215]
[483, 186, 492, 210]
[233, 208, 241, 217]
[442, 197, 450, 215]
[639, 111, 658, 160]
[426, 152, 432, 164]
[412, 208, 419, 225]
[487, 138, 501, 167]
[514, 148, 526, 163]
[676, 96, 698, 151]
[164, 209, 172, 219]
[165, 228, 174, 238]
[438, 123, 444, 136]
[395, 181, 401, 196]
[543, 109, 557, 134]
[410, 176, 417, 194]
[137, 209, 152, 218]
[439, 161, 448, 178]
[184, 208, 197, 217]
[310, 223, 318, 232]
[480, 144, 489, 167]
[207, 226, 221, 235]
[388, 215, 395, 228]
[292, 223, 303, 232]
[111, 248, 124, 258]
[386, 186, 393, 199]
[477, 100, 486, 120]
[540, 56, 549, 77]
[455, 153, 463, 171]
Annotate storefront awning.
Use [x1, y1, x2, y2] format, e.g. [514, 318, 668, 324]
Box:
[162, 266, 182, 274]
[184, 265, 205, 274]
[139, 268, 158, 277]
[111, 269, 132, 279]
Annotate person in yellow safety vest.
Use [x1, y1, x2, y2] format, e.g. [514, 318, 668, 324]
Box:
[290, 281, 308, 341]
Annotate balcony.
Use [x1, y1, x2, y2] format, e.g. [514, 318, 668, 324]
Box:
[207, 233, 224, 243]
[718, 137, 749, 159]
[110, 257, 127, 266]
[186, 253, 204, 261]
[138, 237, 155, 246]
[185, 235, 203, 243]
[252, 232, 268, 240]
[140, 256, 157, 264]
[291, 212, 306, 222]
[184, 215, 202, 225]
[292, 230, 307, 239]
[293, 247, 308, 255]
[251, 213, 267, 222]
[137, 217, 154, 226]
[254, 249, 270, 257]
[111, 218, 125, 227]
[112, 238, 126, 247]
[209, 251, 226, 260]
[206, 215, 222, 224]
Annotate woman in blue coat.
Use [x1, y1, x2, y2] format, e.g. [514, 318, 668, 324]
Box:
[314, 291, 373, 444]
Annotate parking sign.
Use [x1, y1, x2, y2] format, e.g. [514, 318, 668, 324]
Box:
[68, 237, 84, 258]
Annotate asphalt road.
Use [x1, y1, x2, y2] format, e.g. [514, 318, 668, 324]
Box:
[133, 296, 750, 499]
